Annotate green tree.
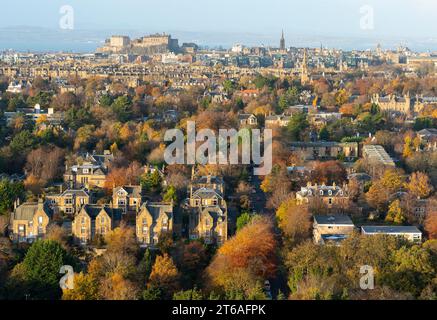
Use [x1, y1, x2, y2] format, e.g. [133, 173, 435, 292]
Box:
[112, 96, 132, 122]
[319, 126, 330, 141]
[163, 185, 178, 203]
[236, 212, 252, 231]
[0, 179, 24, 214]
[10, 130, 36, 154]
[8, 240, 72, 299]
[287, 112, 309, 141]
[173, 287, 203, 300]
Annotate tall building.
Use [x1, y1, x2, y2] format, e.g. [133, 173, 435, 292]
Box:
[301, 49, 310, 85]
[280, 30, 286, 51]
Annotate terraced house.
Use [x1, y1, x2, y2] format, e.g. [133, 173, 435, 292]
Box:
[71, 204, 123, 245]
[9, 199, 53, 243]
[296, 182, 350, 209]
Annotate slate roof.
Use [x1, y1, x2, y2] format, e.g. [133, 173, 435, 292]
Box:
[11, 201, 53, 221]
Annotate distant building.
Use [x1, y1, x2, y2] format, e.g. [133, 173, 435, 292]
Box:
[313, 215, 355, 245]
[238, 113, 258, 127]
[280, 30, 286, 51]
[296, 182, 350, 209]
[290, 141, 359, 161]
[265, 114, 292, 128]
[361, 226, 422, 243]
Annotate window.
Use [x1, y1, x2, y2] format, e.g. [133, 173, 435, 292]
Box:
[65, 198, 73, 205]
[65, 207, 73, 214]
[328, 190, 333, 196]
[320, 190, 324, 196]
[328, 198, 333, 205]
[81, 227, 86, 235]
[38, 216, 43, 225]
[83, 169, 89, 174]
[118, 200, 126, 206]
[81, 217, 85, 224]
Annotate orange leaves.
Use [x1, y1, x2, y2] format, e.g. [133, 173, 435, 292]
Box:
[207, 216, 277, 287]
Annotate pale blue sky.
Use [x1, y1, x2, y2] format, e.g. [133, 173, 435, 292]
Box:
[1, 0, 436, 37]
[1, 0, 437, 51]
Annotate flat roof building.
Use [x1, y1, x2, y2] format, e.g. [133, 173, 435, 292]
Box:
[361, 226, 422, 242]
[362, 145, 395, 167]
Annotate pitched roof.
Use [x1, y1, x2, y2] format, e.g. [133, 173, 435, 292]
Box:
[12, 201, 53, 221]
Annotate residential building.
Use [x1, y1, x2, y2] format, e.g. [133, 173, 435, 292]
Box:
[265, 114, 292, 127]
[362, 145, 395, 167]
[9, 199, 53, 243]
[313, 215, 355, 245]
[290, 141, 359, 161]
[296, 182, 350, 209]
[47, 188, 91, 216]
[113, 185, 143, 214]
[187, 172, 228, 245]
[238, 113, 258, 127]
[361, 226, 422, 243]
[71, 205, 123, 245]
[136, 202, 174, 246]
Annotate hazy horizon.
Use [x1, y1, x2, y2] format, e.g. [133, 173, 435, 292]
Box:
[1, 0, 437, 52]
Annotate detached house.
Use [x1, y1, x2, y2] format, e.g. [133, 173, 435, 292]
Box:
[72, 204, 123, 245]
[64, 163, 108, 189]
[10, 199, 53, 243]
[187, 172, 228, 245]
[136, 202, 173, 246]
[64, 151, 113, 189]
[238, 113, 258, 127]
[47, 188, 91, 216]
[313, 215, 355, 245]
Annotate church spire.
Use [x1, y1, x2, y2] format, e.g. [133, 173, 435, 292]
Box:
[280, 30, 285, 51]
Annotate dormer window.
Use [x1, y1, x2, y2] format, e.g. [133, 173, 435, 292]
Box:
[328, 190, 333, 196]
[320, 190, 324, 196]
[83, 169, 89, 174]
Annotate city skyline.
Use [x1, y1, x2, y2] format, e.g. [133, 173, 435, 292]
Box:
[1, 0, 437, 52]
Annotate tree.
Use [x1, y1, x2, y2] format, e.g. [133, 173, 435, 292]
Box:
[319, 126, 330, 141]
[206, 217, 277, 298]
[45, 225, 69, 250]
[173, 287, 203, 300]
[148, 254, 180, 298]
[287, 112, 309, 141]
[425, 212, 437, 240]
[141, 169, 162, 193]
[276, 199, 311, 244]
[0, 179, 24, 214]
[163, 185, 177, 203]
[10, 130, 36, 154]
[236, 212, 252, 231]
[312, 161, 347, 185]
[100, 272, 140, 300]
[62, 273, 100, 300]
[112, 96, 132, 122]
[385, 200, 407, 224]
[406, 172, 433, 199]
[8, 240, 72, 299]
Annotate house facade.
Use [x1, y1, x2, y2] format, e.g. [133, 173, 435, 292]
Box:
[71, 204, 122, 245]
[9, 199, 53, 243]
[136, 202, 173, 246]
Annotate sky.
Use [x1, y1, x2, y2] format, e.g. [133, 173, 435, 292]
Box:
[1, 0, 437, 51]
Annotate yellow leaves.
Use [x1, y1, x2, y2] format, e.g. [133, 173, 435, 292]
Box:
[62, 272, 100, 300]
[406, 172, 433, 199]
[260, 176, 272, 193]
[148, 254, 179, 293]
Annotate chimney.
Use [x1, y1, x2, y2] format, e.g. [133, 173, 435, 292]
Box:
[207, 175, 212, 184]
